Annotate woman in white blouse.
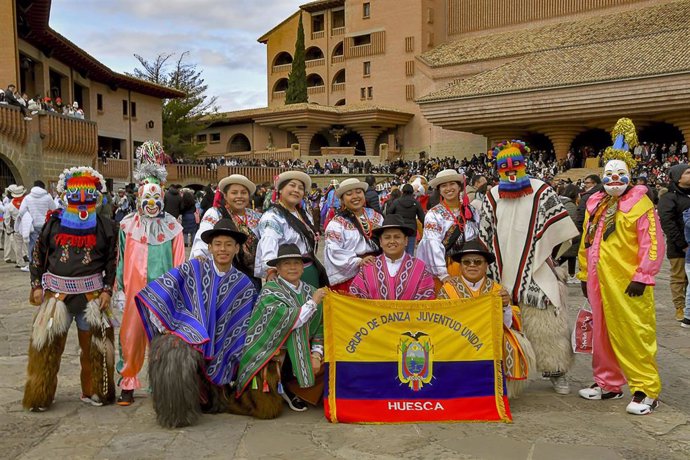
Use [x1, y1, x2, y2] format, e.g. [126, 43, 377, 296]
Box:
[324, 178, 384, 293]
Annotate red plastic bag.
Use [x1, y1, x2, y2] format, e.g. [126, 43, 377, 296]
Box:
[571, 301, 593, 354]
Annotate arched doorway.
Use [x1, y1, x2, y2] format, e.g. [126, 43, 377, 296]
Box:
[334, 99, 346, 106]
[305, 46, 324, 61]
[227, 134, 251, 153]
[309, 133, 329, 156]
[523, 132, 555, 161]
[306, 73, 325, 88]
[639, 122, 684, 161]
[571, 128, 610, 167]
[273, 51, 293, 67]
[340, 132, 366, 155]
[0, 155, 19, 190]
[332, 69, 345, 85]
[273, 78, 289, 92]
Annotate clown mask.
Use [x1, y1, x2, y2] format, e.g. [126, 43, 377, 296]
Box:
[602, 160, 630, 197]
[138, 183, 163, 218]
[496, 146, 532, 198]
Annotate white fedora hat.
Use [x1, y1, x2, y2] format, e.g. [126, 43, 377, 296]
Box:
[429, 169, 466, 189]
[335, 177, 368, 199]
[218, 174, 256, 196]
[276, 170, 311, 191]
[10, 185, 26, 197]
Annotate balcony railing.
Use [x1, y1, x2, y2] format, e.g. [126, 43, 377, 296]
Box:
[331, 26, 345, 36]
[272, 91, 286, 100]
[272, 63, 292, 74]
[311, 30, 325, 40]
[305, 58, 325, 68]
[332, 82, 345, 92]
[331, 55, 344, 64]
[0, 104, 28, 145]
[39, 111, 98, 156]
[97, 159, 130, 180]
[307, 85, 326, 95]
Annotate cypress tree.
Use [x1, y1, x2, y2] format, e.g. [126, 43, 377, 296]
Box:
[286, 12, 308, 104]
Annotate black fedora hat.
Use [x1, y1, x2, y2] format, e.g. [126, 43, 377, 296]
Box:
[373, 214, 415, 238]
[266, 243, 312, 267]
[201, 218, 248, 245]
[450, 239, 496, 264]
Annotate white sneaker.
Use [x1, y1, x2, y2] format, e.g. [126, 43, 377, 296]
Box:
[626, 392, 659, 415]
[550, 375, 571, 395]
[20, 266, 30, 272]
[80, 394, 103, 407]
[578, 383, 623, 400]
[568, 276, 580, 285]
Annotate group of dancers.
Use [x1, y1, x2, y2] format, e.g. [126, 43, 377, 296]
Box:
[21, 118, 664, 427]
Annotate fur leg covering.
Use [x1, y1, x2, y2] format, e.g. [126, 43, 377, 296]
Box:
[240, 363, 284, 420]
[23, 297, 71, 410]
[521, 304, 573, 375]
[149, 334, 202, 428]
[85, 300, 116, 404]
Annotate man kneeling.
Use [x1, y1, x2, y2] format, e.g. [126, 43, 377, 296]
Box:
[135, 219, 257, 428]
[436, 239, 536, 398]
[234, 243, 327, 417]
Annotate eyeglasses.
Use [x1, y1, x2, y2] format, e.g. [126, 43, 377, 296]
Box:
[460, 258, 486, 266]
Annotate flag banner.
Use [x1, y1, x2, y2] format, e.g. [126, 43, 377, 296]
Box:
[323, 291, 511, 424]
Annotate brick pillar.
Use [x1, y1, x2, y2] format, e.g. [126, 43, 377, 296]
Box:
[353, 127, 385, 157]
[291, 128, 319, 157]
[665, 115, 690, 160]
[542, 127, 582, 161]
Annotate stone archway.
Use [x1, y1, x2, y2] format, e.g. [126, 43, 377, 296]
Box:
[340, 132, 366, 155]
[571, 128, 610, 167]
[523, 132, 554, 157]
[227, 134, 251, 153]
[0, 152, 23, 189]
[309, 133, 329, 156]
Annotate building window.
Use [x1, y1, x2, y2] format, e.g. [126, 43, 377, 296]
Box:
[427, 7, 434, 24]
[122, 100, 128, 116]
[363, 61, 371, 77]
[353, 34, 371, 46]
[96, 94, 103, 111]
[210, 133, 221, 143]
[130, 102, 137, 118]
[196, 134, 208, 143]
[363, 2, 370, 18]
[360, 87, 366, 100]
[312, 14, 325, 32]
[367, 87, 373, 99]
[405, 36, 414, 53]
[332, 9, 345, 29]
[405, 60, 415, 76]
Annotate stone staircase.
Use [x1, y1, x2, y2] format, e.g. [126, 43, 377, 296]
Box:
[554, 167, 600, 182]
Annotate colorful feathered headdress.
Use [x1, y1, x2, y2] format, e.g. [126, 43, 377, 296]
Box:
[133, 141, 168, 186]
[601, 118, 638, 170]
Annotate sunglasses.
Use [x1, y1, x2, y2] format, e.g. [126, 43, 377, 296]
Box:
[460, 258, 486, 266]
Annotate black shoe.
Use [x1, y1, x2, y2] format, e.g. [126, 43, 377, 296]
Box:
[117, 389, 134, 406]
[23, 255, 29, 263]
[280, 390, 308, 412]
[681, 318, 690, 329]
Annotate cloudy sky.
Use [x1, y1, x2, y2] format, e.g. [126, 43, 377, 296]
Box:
[50, 0, 304, 112]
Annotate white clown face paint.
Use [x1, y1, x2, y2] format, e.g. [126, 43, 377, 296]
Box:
[138, 183, 163, 218]
[602, 159, 630, 197]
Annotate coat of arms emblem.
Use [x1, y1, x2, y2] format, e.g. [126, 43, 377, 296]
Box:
[397, 331, 433, 391]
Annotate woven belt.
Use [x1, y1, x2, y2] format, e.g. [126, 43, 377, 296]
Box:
[41, 272, 104, 295]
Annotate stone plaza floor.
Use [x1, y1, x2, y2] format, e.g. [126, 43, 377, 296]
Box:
[1, 255, 689, 459]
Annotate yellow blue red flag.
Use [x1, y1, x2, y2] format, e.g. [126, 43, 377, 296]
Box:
[323, 290, 511, 423]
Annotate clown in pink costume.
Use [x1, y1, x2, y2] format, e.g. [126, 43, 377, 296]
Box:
[116, 142, 185, 406]
[577, 119, 664, 416]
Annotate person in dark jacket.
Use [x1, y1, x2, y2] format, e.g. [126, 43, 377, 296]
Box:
[387, 184, 425, 255]
[199, 184, 215, 216]
[163, 184, 182, 218]
[558, 184, 580, 283]
[658, 163, 690, 321]
[574, 175, 602, 232]
[364, 176, 381, 213]
[180, 189, 198, 247]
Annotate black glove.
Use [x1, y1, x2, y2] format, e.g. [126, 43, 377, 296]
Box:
[625, 281, 647, 297]
[580, 281, 588, 299]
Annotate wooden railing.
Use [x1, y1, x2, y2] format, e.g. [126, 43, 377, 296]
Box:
[306, 58, 325, 68]
[311, 30, 325, 40]
[97, 159, 130, 180]
[331, 26, 345, 36]
[345, 30, 386, 58]
[307, 85, 326, 95]
[332, 82, 345, 92]
[332, 55, 344, 64]
[39, 111, 98, 156]
[272, 63, 292, 74]
[227, 148, 294, 162]
[0, 104, 28, 145]
[272, 91, 286, 100]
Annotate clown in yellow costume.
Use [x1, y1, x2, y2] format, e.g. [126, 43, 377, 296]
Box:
[577, 118, 665, 416]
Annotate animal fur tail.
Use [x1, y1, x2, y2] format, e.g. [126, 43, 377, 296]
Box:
[521, 302, 573, 375]
[149, 334, 202, 428]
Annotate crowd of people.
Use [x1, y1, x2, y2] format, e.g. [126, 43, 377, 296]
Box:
[3, 120, 687, 428]
[1, 83, 85, 121]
